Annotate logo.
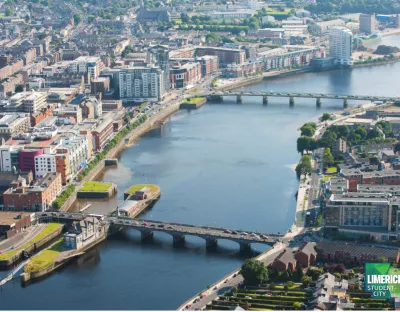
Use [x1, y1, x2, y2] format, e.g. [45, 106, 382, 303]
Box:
[365, 263, 400, 299]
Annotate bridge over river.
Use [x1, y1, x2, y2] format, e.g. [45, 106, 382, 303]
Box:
[36, 212, 283, 251]
[194, 91, 400, 107]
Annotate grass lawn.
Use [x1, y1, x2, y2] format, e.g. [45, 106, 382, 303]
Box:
[183, 97, 205, 104]
[79, 181, 112, 192]
[24, 238, 64, 273]
[126, 184, 159, 194]
[322, 176, 331, 182]
[326, 167, 337, 174]
[0, 223, 62, 260]
[266, 8, 292, 15]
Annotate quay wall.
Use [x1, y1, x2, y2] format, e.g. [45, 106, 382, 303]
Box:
[77, 184, 117, 199]
[21, 231, 107, 283]
[63, 103, 180, 212]
[0, 226, 63, 268]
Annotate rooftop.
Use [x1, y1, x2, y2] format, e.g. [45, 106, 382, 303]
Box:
[0, 211, 32, 226]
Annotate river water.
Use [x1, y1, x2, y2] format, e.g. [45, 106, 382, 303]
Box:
[1, 62, 400, 310]
[365, 33, 400, 49]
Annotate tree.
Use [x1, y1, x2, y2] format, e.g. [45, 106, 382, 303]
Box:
[284, 284, 289, 291]
[24, 14, 30, 23]
[379, 256, 388, 263]
[14, 84, 24, 93]
[300, 125, 316, 137]
[321, 112, 331, 121]
[294, 265, 304, 281]
[354, 127, 367, 139]
[73, 14, 82, 25]
[287, 281, 294, 288]
[296, 155, 312, 179]
[377, 121, 392, 136]
[5, 7, 13, 16]
[180, 13, 190, 23]
[269, 282, 276, 290]
[297, 136, 312, 155]
[240, 258, 268, 286]
[366, 128, 383, 140]
[301, 275, 312, 288]
[323, 148, 334, 167]
[293, 302, 302, 310]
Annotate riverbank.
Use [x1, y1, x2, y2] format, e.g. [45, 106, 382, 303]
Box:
[62, 102, 181, 212]
[0, 223, 63, 269]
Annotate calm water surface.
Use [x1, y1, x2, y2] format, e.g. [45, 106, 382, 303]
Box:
[1, 64, 400, 310]
[365, 33, 400, 49]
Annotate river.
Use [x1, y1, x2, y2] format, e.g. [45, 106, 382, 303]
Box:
[365, 32, 400, 49]
[1, 63, 400, 310]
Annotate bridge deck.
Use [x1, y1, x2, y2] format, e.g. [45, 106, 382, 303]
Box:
[37, 212, 282, 245]
[199, 91, 399, 102]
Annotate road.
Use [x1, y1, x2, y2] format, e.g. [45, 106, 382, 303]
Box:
[185, 246, 285, 311]
[109, 217, 282, 245]
[0, 224, 47, 254]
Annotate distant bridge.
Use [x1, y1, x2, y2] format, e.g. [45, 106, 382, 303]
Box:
[193, 91, 400, 107]
[36, 212, 283, 251]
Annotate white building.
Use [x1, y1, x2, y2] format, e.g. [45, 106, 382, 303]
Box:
[114, 66, 165, 102]
[329, 26, 353, 66]
[59, 134, 90, 178]
[34, 154, 57, 179]
[67, 56, 104, 79]
[23, 91, 48, 113]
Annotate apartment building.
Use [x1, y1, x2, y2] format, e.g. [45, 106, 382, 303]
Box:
[170, 62, 202, 89]
[196, 47, 246, 66]
[0, 113, 30, 141]
[67, 56, 104, 79]
[108, 66, 165, 102]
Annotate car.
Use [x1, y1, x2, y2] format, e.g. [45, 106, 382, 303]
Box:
[244, 296, 251, 299]
[224, 230, 231, 234]
[213, 286, 218, 290]
[233, 273, 237, 278]
[42, 213, 48, 216]
[167, 226, 173, 229]
[231, 231, 238, 235]
[241, 232, 248, 235]
[186, 305, 191, 309]
[142, 222, 148, 226]
[150, 224, 156, 227]
[158, 224, 165, 228]
[125, 221, 131, 224]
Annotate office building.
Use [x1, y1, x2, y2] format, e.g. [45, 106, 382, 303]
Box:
[359, 14, 375, 34]
[328, 26, 353, 66]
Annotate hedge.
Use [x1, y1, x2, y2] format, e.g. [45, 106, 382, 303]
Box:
[54, 114, 147, 208]
[52, 185, 75, 209]
[78, 114, 147, 180]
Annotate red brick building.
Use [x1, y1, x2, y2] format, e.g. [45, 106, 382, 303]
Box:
[3, 172, 62, 211]
[294, 242, 317, 268]
[196, 55, 219, 77]
[271, 249, 297, 271]
[170, 62, 202, 89]
[92, 115, 114, 152]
